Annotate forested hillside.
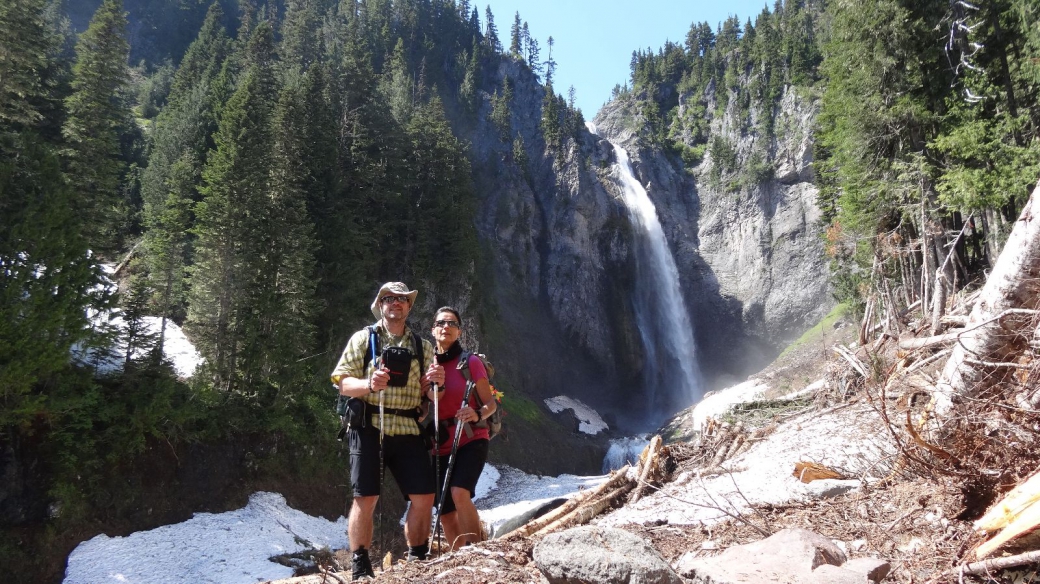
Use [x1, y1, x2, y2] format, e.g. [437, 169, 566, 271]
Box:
[2, 0, 1039, 582]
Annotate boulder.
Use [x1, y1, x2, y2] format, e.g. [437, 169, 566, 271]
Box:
[676, 528, 890, 583]
[533, 525, 683, 584]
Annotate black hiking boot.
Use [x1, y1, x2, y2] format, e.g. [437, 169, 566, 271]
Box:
[351, 547, 374, 581]
[406, 542, 429, 561]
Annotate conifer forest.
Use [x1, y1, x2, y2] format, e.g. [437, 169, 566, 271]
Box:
[1, 0, 1039, 581]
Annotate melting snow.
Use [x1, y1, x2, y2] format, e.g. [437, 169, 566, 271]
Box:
[544, 396, 608, 434]
[64, 465, 606, 584]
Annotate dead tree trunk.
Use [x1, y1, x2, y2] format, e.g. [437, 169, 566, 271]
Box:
[934, 181, 1040, 417]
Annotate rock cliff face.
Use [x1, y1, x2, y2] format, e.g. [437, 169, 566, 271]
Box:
[456, 58, 831, 430]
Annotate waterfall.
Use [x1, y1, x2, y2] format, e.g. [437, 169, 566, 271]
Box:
[602, 435, 651, 473]
[588, 123, 703, 421]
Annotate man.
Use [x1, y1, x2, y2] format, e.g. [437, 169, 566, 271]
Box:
[331, 282, 444, 580]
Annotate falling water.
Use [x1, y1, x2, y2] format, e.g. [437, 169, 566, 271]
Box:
[588, 123, 703, 422]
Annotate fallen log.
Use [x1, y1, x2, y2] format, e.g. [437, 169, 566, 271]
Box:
[957, 549, 1040, 576]
[897, 331, 964, 350]
[265, 569, 350, 584]
[833, 345, 869, 378]
[629, 435, 662, 504]
[502, 465, 631, 541]
[529, 484, 633, 538]
[934, 180, 1040, 417]
[973, 468, 1040, 558]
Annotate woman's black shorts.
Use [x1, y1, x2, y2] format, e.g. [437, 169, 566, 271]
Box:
[435, 439, 489, 515]
[349, 425, 435, 498]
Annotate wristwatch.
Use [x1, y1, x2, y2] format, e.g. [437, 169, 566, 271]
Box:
[475, 408, 483, 422]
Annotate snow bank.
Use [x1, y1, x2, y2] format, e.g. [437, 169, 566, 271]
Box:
[71, 264, 204, 378]
[64, 492, 347, 584]
[544, 396, 608, 434]
[598, 402, 890, 528]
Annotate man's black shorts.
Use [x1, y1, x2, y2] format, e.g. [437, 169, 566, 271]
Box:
[349, 425, 435, 498]
[435, 439, 489, 515]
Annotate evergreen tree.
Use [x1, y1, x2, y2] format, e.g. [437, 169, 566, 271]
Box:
[545, 36, 556, 86]
[187, 22, 279, 391]
[509, 11, 522, 56]
[404, 94, 478, 282]
[380, 38, 415, 123]
[540, 84, 561, 150]
[489, 79, 512, 140]
[280, 0, 323, 69]
[0, 0, 52, 131]
[258, 71, 320, 401]
[62, 0, 133, 256]
[525, 25, 541, 76]
[484, 6, 501, 52]
[140, 2, 231, 335]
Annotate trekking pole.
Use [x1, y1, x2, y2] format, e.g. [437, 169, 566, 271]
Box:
[435, 380, 474, 552]
[429, 381, 440, 553]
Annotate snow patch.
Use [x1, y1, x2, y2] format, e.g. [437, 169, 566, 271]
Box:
[476, 465, 608, 533]
[689, 379, 770, 431]
[598, 402, 890, 528]
[544, 396, 608, 434]
[63, 466, 604, 583]
[71, 264, 204, 378]
[64, 492, 347, 584]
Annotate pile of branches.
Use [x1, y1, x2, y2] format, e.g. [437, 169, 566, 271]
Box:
[833, 184, 1040, 579]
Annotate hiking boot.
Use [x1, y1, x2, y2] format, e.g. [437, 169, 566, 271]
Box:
[351, 547, 374, 581]
[405, 542, 429, 561]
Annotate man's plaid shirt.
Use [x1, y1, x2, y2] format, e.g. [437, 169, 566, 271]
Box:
[330, 323, 434, 436]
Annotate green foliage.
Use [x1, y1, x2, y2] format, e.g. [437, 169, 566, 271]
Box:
[489, 79, 513, 140]
[0, 133, 101, 427]
[777, 303, 851, 360]
[0, 0, 55, 130]
[500, 392, 543, 425]
[932, 108, 1040, 211]
[62, 0, 134, 256]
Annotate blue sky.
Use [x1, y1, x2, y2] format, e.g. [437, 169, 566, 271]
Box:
[480, 0, 769, 116]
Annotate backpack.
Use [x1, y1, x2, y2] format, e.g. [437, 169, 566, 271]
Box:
[335, 324, 425, 439]
[459, 351, 503, 439]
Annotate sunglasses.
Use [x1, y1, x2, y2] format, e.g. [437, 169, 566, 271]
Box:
[434, 320, 460, 329]
[380, 294, 410, 305]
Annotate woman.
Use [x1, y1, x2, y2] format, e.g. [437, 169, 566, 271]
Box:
[429, 306, 497, 550]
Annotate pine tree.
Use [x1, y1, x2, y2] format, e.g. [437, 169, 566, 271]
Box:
[140, 2, 231, 338]
[257, 71, 320, 401]
[381, 38, 415, 123]
[485, 6, 501, 52]
[509, 11, 522, 56]
[279, 0, 322, 69]
[62, 0, 132, 256]
[405, 94, 478, 283]
[0, 0, 52, 131]
[187, 22, 279, 391]
[545, 36, 556, 86]
[0, 132, 100, 425]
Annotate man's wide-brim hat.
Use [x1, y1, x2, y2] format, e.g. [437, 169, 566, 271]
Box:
[371, 282, 418, 319]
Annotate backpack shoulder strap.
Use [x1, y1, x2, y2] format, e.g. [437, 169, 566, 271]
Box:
[412, 331, 425, 373]
[459, 351, 488, 406]
[458, 351, 473, 382]
[362, 324, 380, 371]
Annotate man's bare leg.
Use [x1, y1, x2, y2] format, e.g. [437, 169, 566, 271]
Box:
[404, 493, 434, 546]
[348, 495, 378, 550]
